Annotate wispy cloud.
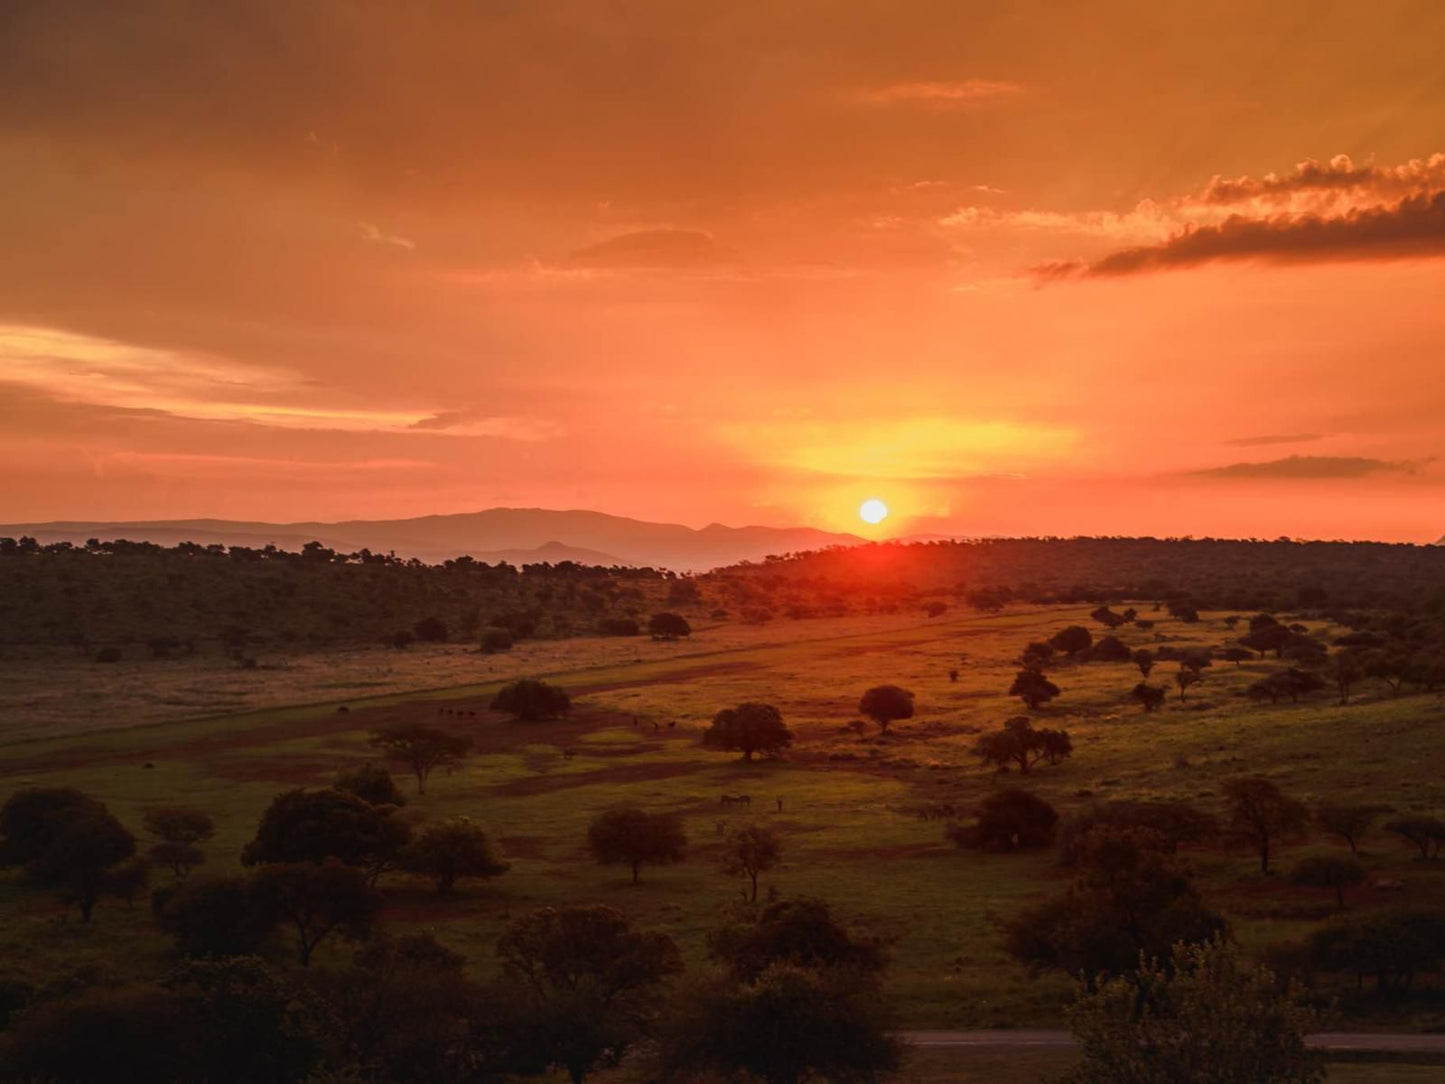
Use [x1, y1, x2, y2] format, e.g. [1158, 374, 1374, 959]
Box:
[1200, 153, 1445, 207]
[1223, 433, 1324, 447]
[853, 80, 1024, 107]
[408, 408, 562, 441]
[358, 222, 416, 250]
[563, 228, 736, 270]
[0, 325, 553, 438]
[1188, 455, 1432, 480]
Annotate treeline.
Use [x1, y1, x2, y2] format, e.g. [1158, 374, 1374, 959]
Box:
[0, 536, 687, 656]
[707, 536, 1445, 617]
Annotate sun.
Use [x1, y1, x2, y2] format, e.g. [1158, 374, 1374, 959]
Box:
[858, 498, 889, 525]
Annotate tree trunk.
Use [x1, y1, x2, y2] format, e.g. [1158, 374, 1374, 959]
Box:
[749, 872, 758, 902]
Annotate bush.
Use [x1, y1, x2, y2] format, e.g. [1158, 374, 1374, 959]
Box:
[948, 789, 1058, 852]
[490, 679, 571, 721]
[479, 628, 513, 653]
[413, 616, 449, 643]
[334, 763, 407, 807]
[648, 612, 691, 640]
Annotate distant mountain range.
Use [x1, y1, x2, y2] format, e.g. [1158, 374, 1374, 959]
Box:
[0, 508, 867, 572]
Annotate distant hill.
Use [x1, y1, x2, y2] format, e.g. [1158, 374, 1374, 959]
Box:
[0, 508, 865, 572]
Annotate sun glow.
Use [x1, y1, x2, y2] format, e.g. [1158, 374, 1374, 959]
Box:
[859, 498, 889, 524]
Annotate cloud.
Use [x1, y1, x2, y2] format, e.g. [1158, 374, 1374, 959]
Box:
[1037, 189, 1445, 279]
[1200, 153, 1445, 206]
[0, 325, 556, 438]
[1189, 455, 1432, 480]
[853, 80, 1023, 107]
[1222, 433, 1324, 447]
[408, 409, 561, 441]
[563, 229, 737, 270]
[357, 222, 416, 250]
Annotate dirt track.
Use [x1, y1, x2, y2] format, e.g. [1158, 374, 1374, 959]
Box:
[902, 1030, 1445, 1053]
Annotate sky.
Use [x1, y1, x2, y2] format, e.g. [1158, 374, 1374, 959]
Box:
[2, 0, 1444, 541]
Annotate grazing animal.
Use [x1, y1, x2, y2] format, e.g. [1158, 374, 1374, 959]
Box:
[143, 762, 155, 770]
[720, 794, 752, 807]
[667, 720, 676, 729]
[336, 705, 350, 713]
[563, 748, 576, 760]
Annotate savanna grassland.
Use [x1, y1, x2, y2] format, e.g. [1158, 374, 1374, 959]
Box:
[4, 599, 1445, 1050]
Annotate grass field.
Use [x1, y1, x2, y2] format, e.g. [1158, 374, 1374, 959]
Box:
[3, 604, 1445, 1041]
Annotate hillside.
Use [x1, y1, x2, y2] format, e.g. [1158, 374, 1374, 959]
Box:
[0, 508, 864, 572]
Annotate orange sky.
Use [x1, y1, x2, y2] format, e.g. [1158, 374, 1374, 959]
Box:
[2, 1, 1444, 541]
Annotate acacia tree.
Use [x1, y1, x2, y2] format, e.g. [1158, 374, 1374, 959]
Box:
[586, 807, 686, 884]
[1288, 855, 1365, 909]
[1004, 826, 1226, 986]
[401, 817, 509, 894]
[701, 703, 793, 761]
[252, 859, 379, 966]
[1313, 802, 1382, 855]
[1064, 938, 1324, 1084]
[1176, 666, 1203, 701]
[1223, 778, 1309, 874]
[498, 905, 682, 1084]
[720, 823, 782, 901]
[241, 788, 412, 884]
[143, 806, 214, 880]
[857, 685, 914, 734]
[370, 724, 472, 794]
[1384, 815, 1445, 860]
[1132, 649, 1155, 678]
[971, 717, 1072, 775]
[1010, 669, 1060, 710]
[1, 788, 141, 921]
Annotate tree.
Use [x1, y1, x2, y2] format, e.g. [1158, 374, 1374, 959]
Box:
[659, 964, 901, 1084]
[1021, 641, 1056, 669]
[948, 789, 1058, 852]
[1247, 668, 1325, 705]
[1241, 621, 1292, 657]
[857, 685, 915, 734]
[1131, 682, 1167, 712]
[720, 823, 781, 901]
[1384, 815, 1445, 860]
[0, 787, 104, 866]
[1175, 666, 1202, 701]
[1063, 938, 1324, 1084]
[1306, 907, 1445, 993]
[1049, 625, 1093, 655]
[143, 806, 214, 880]
[1005, 826, 1227, 985]
[371, 724, 472, 793]
[153, 874, 278, 957]
[1090, 635, 1130, 663]
[1287, 855, 1365, 908]
[1009, 668, 1060, 709]
[335, 761, 408, 807]
[480, 627, 514, 653]
[241, 787, 411, 883]
[705, 897, 886, 983]
[1313, 802, 1382, 855]
[1223, 778, 1309, 874]
[1090, 606, 1126, 629]
[2, 789, 141, 922]
[498, 905, 682, 1084]
[648, 612, 692, 640]
[971, 716, 1072, 774]
[401, 817, 509, 894]
[252, 859, 379, 965]
[586, 806, 686, 884]
[701, 702, 793, 761]
[1059, 800, 1216, 863]
[1132, 648, 1155, 678]
[1221, 646, 1255, 666]
[491, 678, 572, 721]
[0, 986, 199, 1084]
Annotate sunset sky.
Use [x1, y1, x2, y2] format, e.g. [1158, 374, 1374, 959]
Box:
[2, 1, 1443, 541]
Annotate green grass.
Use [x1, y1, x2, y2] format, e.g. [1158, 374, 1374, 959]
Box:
[3, 605, 1444, 1029]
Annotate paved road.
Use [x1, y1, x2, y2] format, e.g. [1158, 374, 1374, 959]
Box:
[902, 1030, 1445, 1053]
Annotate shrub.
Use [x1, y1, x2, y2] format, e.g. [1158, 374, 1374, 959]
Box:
[490, 679, 571, 721]
[948, 789, 1058, 852]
